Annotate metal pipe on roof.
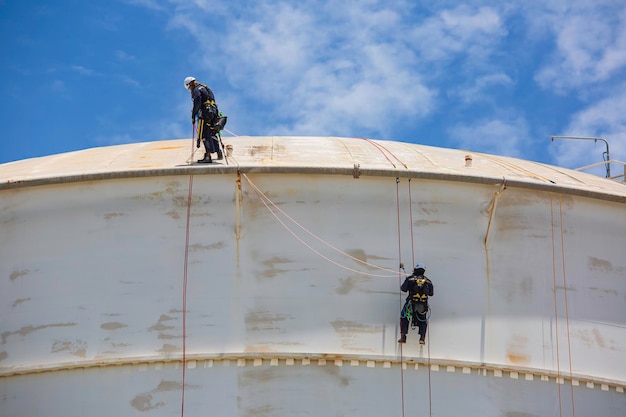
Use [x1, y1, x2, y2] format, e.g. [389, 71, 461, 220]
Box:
[550, 135, 611, 178]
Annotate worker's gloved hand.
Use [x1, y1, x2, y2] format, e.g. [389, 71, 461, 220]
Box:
[191, 117, 196, 125]
[196, 139, 201, 148]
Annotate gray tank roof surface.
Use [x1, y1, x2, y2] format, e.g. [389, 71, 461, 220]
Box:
[1, 136, 624, 202]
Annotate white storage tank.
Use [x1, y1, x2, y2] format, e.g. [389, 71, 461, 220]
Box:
[1, 136, 625, 416]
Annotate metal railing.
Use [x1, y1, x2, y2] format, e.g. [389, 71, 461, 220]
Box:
[572, 159, 626, 183]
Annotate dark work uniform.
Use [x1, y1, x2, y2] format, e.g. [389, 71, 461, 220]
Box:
[399, 269, 434, 342]
[191, 84, 221, 156]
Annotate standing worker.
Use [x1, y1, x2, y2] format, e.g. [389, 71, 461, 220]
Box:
[184, 76, 223, 163]
[398, 263, 434, 344]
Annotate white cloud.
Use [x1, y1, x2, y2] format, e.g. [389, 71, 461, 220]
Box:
[551, 84, 626, 176]
[447, 117, 529, 158]
[174, 1, 446, 136]
[533, 1, 626, 91]
[120, 0, 165, 11]
[71, 65, 96, 76]
[121, 76, 140, 87]
[115, 50, 136, 62]
[409, 5, 506, 64]
[452, 73, 514, 103]
[51, 80, 65, 93]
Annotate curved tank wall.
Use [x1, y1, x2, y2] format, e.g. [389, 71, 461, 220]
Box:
[1, 137, 625, 416]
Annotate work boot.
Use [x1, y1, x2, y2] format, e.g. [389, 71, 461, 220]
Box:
[419, 335, 425, 345]
[197, 153, 212, 163]
[216, 150, 223, 160]
[398, 334, 407, 343]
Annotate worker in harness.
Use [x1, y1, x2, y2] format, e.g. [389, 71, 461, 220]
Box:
[184, 76, 223, 163]
[398, 263, 434, 344]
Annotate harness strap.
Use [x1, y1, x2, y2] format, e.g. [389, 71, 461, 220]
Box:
[412, 293, 429, 302]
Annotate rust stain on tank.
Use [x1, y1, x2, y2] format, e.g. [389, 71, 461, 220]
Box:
[155, 380, 184, 392]
[11, 298, 30, 307]
[2, 322, 77, 345]
[158, 333, 179, 340]
[331, 320, 380, 335]
[321, 364, 351, 387]
[0, 351, 7, 362]
[588, 256, 613, 273]
[104, 212, 124, 220]
[9, 269, 29, 282]
[249, 145, 273, 157]
[593, 328, 606, 348]
[332, 320, 381, 351]
[101, 322, 127, 330]
[152, 146, 185, 151]
[415, 219, 446, 227]
[157, 344, 179, 354]
[336, 276, 359, 295]
[345, 249, 390, 269]
[416, 201, 447, 215]
[131, 394, 164, 412]
[129, 164, 162, 168]
[148, 315, 175, 332]
[246, 311, 291, 332]
[506, 335, 530, 365]
[130, 378, 197, 411]
[506, 353, 529, 364]
[243, 344, 280, 353]
[244, 405, 277, 416]
[260, 256, 294, 279]
[240, 367, 282, 384]
[190, 241, 226, 252]
[51, 339, 87, 357]
[149, 314, 179, 341]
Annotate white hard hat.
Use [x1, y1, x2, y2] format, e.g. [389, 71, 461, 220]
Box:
[184, 76, 196, 90]
[415, 263, 426, 270]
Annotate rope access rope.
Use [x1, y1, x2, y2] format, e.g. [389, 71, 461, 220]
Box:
[396, 178, 406, 417]
[187, 123, 197, 164]
[551, 194, 576, 417]
[242, 173, 398, 277]
[408, 178, 415, 268]
[550, 194, 563, 417]
[180, 174, 194, 417]
[406, 177, 433, 417]
[558, 194, 577, 416]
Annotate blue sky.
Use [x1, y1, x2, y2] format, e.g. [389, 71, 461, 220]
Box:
[1, 1, 625, 178]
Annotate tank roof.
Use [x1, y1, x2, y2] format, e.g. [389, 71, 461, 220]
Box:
[1, 136, 624, 202]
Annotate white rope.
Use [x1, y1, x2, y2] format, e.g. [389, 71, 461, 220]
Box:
[242, 173, 398, 278]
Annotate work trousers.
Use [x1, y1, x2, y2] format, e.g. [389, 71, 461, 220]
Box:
[198, 120, 220, 154]
[400, 301, 428, 338]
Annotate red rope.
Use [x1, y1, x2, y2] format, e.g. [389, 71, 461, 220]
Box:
[358, 138, 409, 169]
[180, 174, 194, 417]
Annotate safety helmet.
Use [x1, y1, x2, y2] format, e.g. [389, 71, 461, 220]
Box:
[184, 76, 196, 91]
[414, 263, 426, 271]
